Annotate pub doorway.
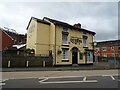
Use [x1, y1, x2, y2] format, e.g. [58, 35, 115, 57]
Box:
[72, 47, 78, 64]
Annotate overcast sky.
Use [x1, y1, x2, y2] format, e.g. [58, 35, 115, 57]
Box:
[0, 2, 118, 42]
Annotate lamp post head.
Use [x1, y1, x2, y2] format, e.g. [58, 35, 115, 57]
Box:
[94, 41, 97, 46]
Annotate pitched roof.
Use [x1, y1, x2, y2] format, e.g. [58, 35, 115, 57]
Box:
[27, 17, 96, 35]
[43, 17, 96, 35]
[96, 40, 120, 47]
[26, 17, 50, 30]
[0, 28, 14, 41]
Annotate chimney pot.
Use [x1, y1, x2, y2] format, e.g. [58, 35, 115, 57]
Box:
[73, 23, 81, 28]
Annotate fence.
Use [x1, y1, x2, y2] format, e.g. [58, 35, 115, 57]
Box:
[2, 54, 53, 68]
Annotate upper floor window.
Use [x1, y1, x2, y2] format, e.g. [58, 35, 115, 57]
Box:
[83, 31, 87, 35]
[83, 38, 87, 47]
[111, 47, 114, 50]
[62, 34, 68, 45]
[62, 27, 68, 32]
[83, 31, 87, 47]
[102, 47, 106, 51]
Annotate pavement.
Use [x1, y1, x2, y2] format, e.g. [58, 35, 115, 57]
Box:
[1, 70, 119, 79]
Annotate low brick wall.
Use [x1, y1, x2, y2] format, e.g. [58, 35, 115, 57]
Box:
[2, 55, 53, 68]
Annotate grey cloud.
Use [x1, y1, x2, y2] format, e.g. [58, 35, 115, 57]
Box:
[0, 2, 118, 41]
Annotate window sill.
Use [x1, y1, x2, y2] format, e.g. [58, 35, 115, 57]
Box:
[62, 31, 69, 35]
[62, 44, 69, 47]
[62, 59, 69, 62]
[83, 46, 88, 48]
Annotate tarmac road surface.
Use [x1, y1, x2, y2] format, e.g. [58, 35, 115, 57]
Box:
[1, 75, 119, 88]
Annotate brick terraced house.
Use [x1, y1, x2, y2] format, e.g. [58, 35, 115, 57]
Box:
[94, 40, 120, 62]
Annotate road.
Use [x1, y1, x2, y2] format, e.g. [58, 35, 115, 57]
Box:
[0, 70, 119, 89]
[1, 75, 120, 88]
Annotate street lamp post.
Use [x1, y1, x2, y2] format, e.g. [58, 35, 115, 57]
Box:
[94, 41, 98, 63]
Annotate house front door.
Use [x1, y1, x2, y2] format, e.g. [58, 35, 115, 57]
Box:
[72, 47, 78, 64]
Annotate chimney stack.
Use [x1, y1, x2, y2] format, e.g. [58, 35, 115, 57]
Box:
[73, 23, 81, 28]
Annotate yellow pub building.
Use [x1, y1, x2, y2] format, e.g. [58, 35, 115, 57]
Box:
[26, 17, 96, 66]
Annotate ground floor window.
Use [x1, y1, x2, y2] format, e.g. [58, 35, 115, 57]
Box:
[79, 52, 83, 60]
[86, 51, 93, 62]
[62, 49, 68, 60]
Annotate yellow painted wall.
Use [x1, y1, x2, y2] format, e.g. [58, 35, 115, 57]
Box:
[43, 18, 56, 64]
[26, 19, 37, 53]
[55, 26, 94, 65]
[35, 22, 50, 55]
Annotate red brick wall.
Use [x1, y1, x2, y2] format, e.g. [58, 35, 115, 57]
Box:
[95, 46, 120, 58]
[0, 30, 14, 51]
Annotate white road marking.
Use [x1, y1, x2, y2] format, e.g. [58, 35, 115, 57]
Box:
[0, 79, 8, 82]
[0, 79, 8, 86]
[0, 83, 5, 86]
[110, 75, 115, 80]
[102, 74, 118, 76]
[43, 76, 84, 79]
[39, 78, 48, 83]
[38, 76, 98, 84]
[83, 77, 86, 81]
[102, 75, 115, 80]
[39, 80, 98, 84]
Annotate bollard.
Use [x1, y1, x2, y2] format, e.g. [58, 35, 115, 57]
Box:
[26, 61, 29, 67]
[43, 61, 46, 67]
[8, 60, 11, 68]
[17, 51, 20, 55]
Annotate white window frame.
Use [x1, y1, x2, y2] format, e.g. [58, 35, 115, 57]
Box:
[83, 31, 87, 47]
[62, 49, 68, 60]
[62, 34, 68, 45]
[111, 47, 114, 50]
[86, 51, 93, 62]
[102, 47, 106, 51]
[83, 38, 87, 47]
